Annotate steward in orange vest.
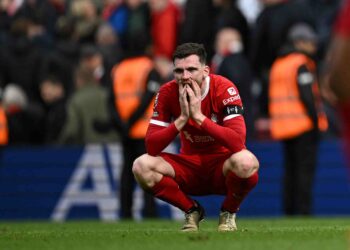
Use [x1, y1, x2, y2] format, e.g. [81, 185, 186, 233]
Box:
[269, 23, 329, 216]
[0, 105, 9, 145]
[111, 56, 155, 139]
[269, 51, 328, 140]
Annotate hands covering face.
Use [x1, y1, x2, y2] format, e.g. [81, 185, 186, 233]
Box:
[178, 79, 203, 122]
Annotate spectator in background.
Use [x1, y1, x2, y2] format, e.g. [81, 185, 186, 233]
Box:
[0, 18, 43, 105]
[79, 44, 109, 87]
[323, 0, 350, 171]
[179, 0, 216, 61]
[250, 0, 315, 119]
[40, 16, 80, 98]
[95, 22, 123, 86]
[306, 0, 342, 61]
[57, 65, 120, 145]
[101, 0, 128, 42]
[0, 0, 15, 45]
[123, 0, 151, 53]
[149, 0, 181, 60]
[212, 28, 255, 139]
[48, 0, 66, 15]
[13, 0, 62, 41]
[152, 56, 174, 84]
[268, 23, 328, 215]
[39, 75, 67, 144]
[2, 83, 44, 145]
[68, 0, 102, 44]
[212, 0, 250, 55]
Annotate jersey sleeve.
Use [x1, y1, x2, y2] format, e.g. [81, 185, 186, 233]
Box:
[145, 84, 180, 156]
[200, 78, 246, 153]
[217, 80, 244, 122]
[201, 116, 246, 153]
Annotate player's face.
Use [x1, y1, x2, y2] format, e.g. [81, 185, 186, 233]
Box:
[173, 54, 209, 88]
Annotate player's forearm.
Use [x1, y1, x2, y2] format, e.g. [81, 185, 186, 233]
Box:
[174, 115, 188, 131]
[200, 117, 246, 153]
[192, 113, 206, 126]
[145, 123, 179, 156]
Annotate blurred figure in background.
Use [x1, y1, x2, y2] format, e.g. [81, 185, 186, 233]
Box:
[148, 0, 180, 60]
[122, 0, 151, 52]
[212, 0, 250, 55]
[0, 18, 44, 105]
[40, 16, 80, 98]
[268, 23, 328, 215]
[323, 0, 350, 171]
[79, 44, 108, 87]
[104, 32, 157, 219]
[250, 0, 315, 122]
[2, 83, 44, 145]
[95, 22, 123, 86]
[39, 75, 67, 144]
[57, 65, 120, 144]
[212, 27, 255, 139]
[68, 0, 102, 44]
[179, 0, 216, 60]
[101, 0, 128, 42]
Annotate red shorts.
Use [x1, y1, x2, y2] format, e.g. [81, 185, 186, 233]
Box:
[159, 151, 232, 196]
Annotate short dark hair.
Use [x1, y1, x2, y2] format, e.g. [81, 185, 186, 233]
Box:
[172, 43, 207, 64]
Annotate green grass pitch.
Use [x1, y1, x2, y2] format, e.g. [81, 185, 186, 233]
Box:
[0, 217, 349, 250]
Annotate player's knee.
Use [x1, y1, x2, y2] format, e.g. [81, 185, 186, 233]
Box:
[231, 150, 259, 178]
[132, 154, 149, 178]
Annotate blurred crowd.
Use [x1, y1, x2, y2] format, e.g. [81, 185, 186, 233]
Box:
[0, 0, 344, 145]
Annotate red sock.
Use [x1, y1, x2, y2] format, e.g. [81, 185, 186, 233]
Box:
[151, 176, 195, 212]
[221, 171, 259, 213]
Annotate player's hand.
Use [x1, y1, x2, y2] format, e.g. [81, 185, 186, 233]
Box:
[186, 79, 206, 125]
[175, 83, 190, 130]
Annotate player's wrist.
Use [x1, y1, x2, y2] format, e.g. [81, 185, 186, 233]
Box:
[192, 113, 206, 126]
[175, 115, 188, 131]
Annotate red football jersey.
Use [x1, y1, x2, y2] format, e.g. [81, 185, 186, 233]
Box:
[148, 74, 246, 155]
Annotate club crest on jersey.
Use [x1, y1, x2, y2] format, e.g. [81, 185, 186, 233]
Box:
[227, 87, 236, 96]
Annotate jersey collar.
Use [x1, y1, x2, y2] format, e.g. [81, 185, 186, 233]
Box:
[201, 76, 210, 100]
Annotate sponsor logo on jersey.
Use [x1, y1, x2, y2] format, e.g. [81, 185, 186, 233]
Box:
[227, 87, 237, 96]
[183, 131, 194, 143]
[222, 94, 241, 105]
[194, 135, 215, 143]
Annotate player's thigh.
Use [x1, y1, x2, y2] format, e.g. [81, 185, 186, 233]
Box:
[159, 152, 203, 193]
[135, 153, 176, 178]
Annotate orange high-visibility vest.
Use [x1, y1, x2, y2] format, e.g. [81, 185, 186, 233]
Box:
[269, 53, 328, 140]
[112, 56, 154, 139]
[0, 106, 9, 145]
